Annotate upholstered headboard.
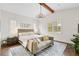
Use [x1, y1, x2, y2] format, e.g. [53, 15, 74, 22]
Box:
[18, 29, 34, 33]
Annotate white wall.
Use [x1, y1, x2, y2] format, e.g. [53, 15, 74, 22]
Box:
[1, 7, 79, 44]
[39, 7, 79, 43]
[0, 10, 37, 40]
[0, 10, 2, 42]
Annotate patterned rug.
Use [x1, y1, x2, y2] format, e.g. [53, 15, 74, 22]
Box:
[10, 41, 67, 56]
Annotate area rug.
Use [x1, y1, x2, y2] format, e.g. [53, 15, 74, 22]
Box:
[10, 41, 67, 56]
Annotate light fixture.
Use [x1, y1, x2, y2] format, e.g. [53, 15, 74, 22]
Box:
[58, 24, 61, 26]
[37, 4, 45, 18]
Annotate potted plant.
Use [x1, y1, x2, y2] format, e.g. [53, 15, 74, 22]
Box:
[71, 34, 79, 54]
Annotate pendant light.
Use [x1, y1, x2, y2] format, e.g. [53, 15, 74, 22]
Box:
[37, 4, 45, 18]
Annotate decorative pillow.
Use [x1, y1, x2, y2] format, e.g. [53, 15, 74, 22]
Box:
[27, 39, 33, 52]
[32, 40, 38, 53]
[43, 35, 49, 41]
[27, 39, 38, 52]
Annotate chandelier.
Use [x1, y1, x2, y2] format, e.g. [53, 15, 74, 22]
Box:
[37, 4, 45, 18]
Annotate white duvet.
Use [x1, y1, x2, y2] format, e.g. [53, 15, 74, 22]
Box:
[19, 35, 43, 48]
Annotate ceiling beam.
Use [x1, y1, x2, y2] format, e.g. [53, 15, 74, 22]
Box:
[39, 3, 54, 13]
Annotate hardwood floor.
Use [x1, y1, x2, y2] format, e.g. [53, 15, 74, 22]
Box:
[0, 48, 1, 55]
[0, 42, 78, 56]
[63, 44, 79, 56]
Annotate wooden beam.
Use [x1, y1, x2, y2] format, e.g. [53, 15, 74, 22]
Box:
[39, 3, 54, 13]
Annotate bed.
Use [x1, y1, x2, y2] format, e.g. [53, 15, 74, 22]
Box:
[18, 29, 54, 55]
[18, 29, 43, 48]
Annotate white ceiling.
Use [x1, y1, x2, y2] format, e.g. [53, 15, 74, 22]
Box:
[0, 3, 79, 18]
[47, 3, 79, 11]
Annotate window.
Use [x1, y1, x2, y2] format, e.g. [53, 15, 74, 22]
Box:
[48, 21, 61, 32]
[48, 23, 52, 32]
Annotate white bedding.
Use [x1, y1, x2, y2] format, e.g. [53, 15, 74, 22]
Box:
[19, 34, 43, 48]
